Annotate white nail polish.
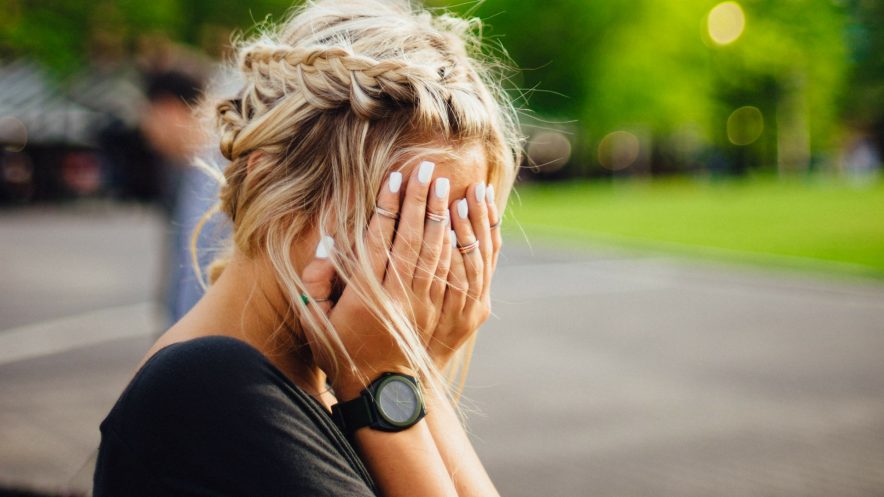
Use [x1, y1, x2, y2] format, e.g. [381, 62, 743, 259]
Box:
[315, 235, 334, 259]
[435, 177, 450, 199]
[450, 230, 457, 248]
[475, 183, 486, 203]
[388, 172, 402, 193]
[418, 161, 435, 184]
[457, 198, 468, 219]
[486, 184, 495, 203]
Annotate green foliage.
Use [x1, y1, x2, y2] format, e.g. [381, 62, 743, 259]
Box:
[0, 0, 875, 172]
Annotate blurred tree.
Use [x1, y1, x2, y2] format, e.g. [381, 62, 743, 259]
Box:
[445, 0, 853, 176]
[1, 0, 873, 176]
[841, 0, 883, 152]
[0, 0, 295, 74]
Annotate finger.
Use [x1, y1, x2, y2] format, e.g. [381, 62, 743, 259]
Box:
[299, 235, 337, 322]
[429, 233, 467, 355]
[466, 182, 493, 298]
[450, 197, 483, 305]
[413, 176, 450, 296]
[429, 227, 453, 305]
[387, 160, 435, 288]
[485, 184, 503, 277]
[442, 229, 468, 318]
[364, 172, 403, 282]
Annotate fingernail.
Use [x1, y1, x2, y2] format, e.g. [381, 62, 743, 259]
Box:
[388, 172, 402, 193]
[486, 184, 495, 203]
[450, 229, 457, 247]
[435, 177, 450, 199]
[418, 161, 435, 184]
[315, 235, 334, 259]
[457, 198, 468, 219]
[475, 182, 486, 203]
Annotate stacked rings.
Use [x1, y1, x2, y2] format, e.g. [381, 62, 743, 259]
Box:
[457, 239, 480, 254]
[425, 211, 448, 223]
[375, 206, 399, 220]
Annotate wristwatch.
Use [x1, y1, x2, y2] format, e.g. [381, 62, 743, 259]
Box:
[331, 372, 427, 434]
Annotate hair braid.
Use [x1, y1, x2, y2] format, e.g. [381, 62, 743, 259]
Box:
[240, 44, 450, 119]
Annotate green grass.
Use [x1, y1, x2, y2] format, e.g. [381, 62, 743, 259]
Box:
[505, 175, 884, 278]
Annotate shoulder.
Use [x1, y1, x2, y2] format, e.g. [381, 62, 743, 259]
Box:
[108, 336, 290, 428]
[136, 335, 269, 387]
[96, 336, 377, 495]
[115, 336, 267, 413]
[102, 337, 327, 478]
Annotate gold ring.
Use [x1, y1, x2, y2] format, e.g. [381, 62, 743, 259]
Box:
[457, 239, 480, 254]
[425, 211, 448, 223]
[375, 206, 399, 221]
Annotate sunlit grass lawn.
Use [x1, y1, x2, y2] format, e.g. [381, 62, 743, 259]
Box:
[506, 175, 884, 277]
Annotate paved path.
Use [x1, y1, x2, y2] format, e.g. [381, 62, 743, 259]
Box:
[2, 205, 883, 496]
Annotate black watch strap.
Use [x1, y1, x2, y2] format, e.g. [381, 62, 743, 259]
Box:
[331, 393, 374, 433]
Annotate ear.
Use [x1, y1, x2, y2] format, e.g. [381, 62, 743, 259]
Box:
[246, 150, 264, 175]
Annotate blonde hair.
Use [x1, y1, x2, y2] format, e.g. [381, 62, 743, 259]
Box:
[193, 0, 522, 407]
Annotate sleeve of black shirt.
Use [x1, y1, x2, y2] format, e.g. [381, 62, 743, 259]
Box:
[93, 336, 377, 497]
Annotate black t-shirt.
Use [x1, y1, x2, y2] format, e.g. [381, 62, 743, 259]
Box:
[93, 335, 378, 496]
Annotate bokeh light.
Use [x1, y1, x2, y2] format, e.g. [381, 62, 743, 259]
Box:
[727, 106, 764, 145]
[707, 2, 746, 46]
[598, 131, 640, 171]
[0, 116, 28, 152]
[526, 131, 572, 172]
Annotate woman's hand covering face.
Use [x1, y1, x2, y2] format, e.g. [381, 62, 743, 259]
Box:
[429, 181, 501, 369]
[297, 159, 501, 396]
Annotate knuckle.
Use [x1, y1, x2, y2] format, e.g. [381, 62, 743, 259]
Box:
[448, 279, 466, 295]
[422, 240, 442, 259]
[394, 236, 421, 258]
[406, 186, 428, 204]
[377, 196, 400, 213]
[397, 223, 422, 241]
[478, 305, 491, 322]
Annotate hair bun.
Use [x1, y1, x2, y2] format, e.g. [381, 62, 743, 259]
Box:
[217, 98, 246, 161]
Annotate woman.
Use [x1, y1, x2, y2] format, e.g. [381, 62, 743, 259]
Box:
[93, 0, 521, 495]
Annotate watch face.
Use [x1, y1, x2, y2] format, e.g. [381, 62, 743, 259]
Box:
[376, 376, 421, 426]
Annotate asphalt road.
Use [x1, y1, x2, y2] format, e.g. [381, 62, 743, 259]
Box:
[2, 203, 883, 496]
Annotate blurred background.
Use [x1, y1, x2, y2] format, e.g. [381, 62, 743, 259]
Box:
[0, 0, 882, 496]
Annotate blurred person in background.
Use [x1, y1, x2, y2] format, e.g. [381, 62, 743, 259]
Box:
[98, 70, 218, 325]
[130, 70, 230, 326]
[139, 71, 206, 216]
[92, 1, 522, 496]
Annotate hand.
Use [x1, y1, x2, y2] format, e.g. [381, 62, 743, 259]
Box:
[426, 182, 502, 370]
[297, 161, 452, 399]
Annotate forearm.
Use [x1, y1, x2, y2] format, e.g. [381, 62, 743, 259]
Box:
[352, 420, 458, 497]
[424, 381, 501, 497]
[335, 375, 458, 497]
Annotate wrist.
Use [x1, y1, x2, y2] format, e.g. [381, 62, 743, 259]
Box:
[333, 365, 418, 401]
[332, 371, 427, 435]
